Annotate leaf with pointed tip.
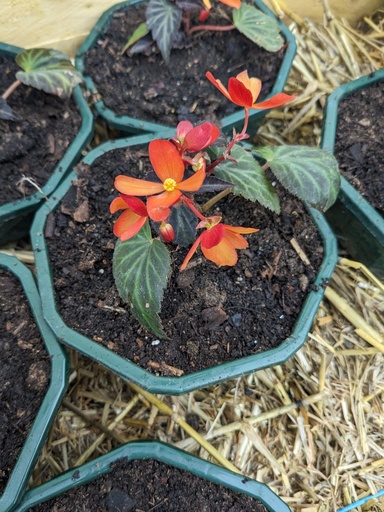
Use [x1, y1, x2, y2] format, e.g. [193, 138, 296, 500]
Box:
[15, 48, 82, 98]
[169, 203, 198, 247]
[195, 175, 234, 193]
[0, 98, 18, 121]
[128, 34, 155, 56]
[121, 22, 150, 54]
[257, 145, 341, 211]
[214, 145, 280, 212]
[146, 0, 182, 63]
[113, 221, 171, 338]
[233, 4, 284, 52]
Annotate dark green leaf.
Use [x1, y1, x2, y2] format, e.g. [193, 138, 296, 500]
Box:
[15, 48, 82, 98]
[113, 222, 171, 338]
[233, 4, 284, 52]
[257, 145, 341, 211]
[146, 0, 182, 62]
[0, 97, 18, 121]
[169, 203, 198, 247]
[214, 145, 280, 212]
[196, 175, 234, 193]
[121, 22, 150, 54]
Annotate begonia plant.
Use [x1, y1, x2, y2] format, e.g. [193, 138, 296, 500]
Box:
[110, 70, 341, 338]
[122, 0, 285, 62]
[1, 48, 82, 121]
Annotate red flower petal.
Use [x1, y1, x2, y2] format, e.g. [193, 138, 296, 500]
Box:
[202, 238, 238, 266]
[178, 164, 206, 192]
[252, 93, 296, 110]
[110, 196, 128, 214]
[184, 122, 220, 152]
[147, 190, 181, 221]
[205, 72, 233, 102]
[180, 235, 202, 271]
[235, 71, 262, 103]
[120, 195, 148, 216]
[227, 77, 253, 107]
[149, 139, 185, 183]
[176, 120, 194, 142]
[217, 0, 241, 7]
[201, 224, 225, 249]
[113, 210, 147, 241]
[114, 175, 164, 196]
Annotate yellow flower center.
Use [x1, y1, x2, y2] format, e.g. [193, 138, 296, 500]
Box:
[163, 178, 177, 192]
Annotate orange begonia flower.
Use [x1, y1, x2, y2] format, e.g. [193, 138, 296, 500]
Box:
[206, 70, 296, 110]
[109, 195, 148, 241]
[114, 139, 206, 222]
[175, 120, 220, 153]
[180, 216, 258, 270]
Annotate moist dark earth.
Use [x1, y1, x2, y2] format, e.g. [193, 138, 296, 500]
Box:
[45, 144, 324, 377]
[334, 79, 384, 215]
[0, 269, 50, 494]
[84, 3, 287, 127]
[0, 56, 82, 206]
[28, 458, 269, 511]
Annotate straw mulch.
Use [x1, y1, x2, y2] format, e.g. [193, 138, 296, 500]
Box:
[2, 3, 384, 512]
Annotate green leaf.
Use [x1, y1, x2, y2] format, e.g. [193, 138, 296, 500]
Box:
[256, 145, 341, 211]
[113, 222, 171, 338]
[214, 145, 280, 212]
[233, 4, 284, 52]
[121, 22, 150, 54]
[0, 98, 18, 121]
[15, 48, 82, 98]
[168, 203, 198, 247]
[146, 0, 182, 63]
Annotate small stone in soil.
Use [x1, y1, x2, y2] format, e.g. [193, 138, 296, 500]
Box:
[105, 488, 137, 512]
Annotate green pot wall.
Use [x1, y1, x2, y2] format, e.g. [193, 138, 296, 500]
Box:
[0, 255, 69, 512]
[31, 133, 338, 395]
[75, 0, 296, 135]
[322, 69, 384, 279]
[0, 43, 94, 246]
[13, 441, 291, 512]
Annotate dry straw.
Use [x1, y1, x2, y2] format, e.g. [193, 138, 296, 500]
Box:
[2, 2, 383, 511]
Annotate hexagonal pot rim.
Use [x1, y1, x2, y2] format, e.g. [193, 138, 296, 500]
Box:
[31, 131, 337, 395]
[0, 42, 94, 234]
[321, 68, 384, 277]
[75, 0, 296, 135]
[13, 441, 291, 512]
[0, 254, 69, 512]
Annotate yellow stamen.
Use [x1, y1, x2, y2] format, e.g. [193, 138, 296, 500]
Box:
[163, 178, 177, 192]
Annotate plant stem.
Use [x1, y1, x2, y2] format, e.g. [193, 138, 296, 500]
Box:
[182, 195, 205, 221]
[188, 24, 235, 35]
[2, 79, 21, 100]
[202, 188, 232, 213]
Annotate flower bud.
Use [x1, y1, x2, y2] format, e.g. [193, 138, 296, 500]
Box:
[198, 9, 210, 22]
[159, 222, 175, 243]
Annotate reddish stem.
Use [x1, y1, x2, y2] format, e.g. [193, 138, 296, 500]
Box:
[188, 24, 235, 35]
[182, 196, 206, 221]
[206, 108, 250, 176]
[2, 79, 21, 100]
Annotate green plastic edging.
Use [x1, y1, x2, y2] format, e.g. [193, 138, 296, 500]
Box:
[322, 69, 384, 279]
[75, 0, 296, 135]
[31, 132, 337, 395]
[0, 42, 94, 245]
[13, 441, 291, 511]
[0, 254, 69, 512]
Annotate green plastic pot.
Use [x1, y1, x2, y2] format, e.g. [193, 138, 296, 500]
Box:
[75, 0, 296, 135]
[32, 132, 337, 395]
[13, 441, 291, 511]
[322, 69, 384, 279]
[0, 42, 94, 246]
[0, 254, 69, 512]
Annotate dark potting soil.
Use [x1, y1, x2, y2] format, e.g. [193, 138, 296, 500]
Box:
[29, 458, 269, 511]
[45, 144, 323, 377]
[335, 79, 384, 216]
[84, 3, 286, 127]
[0, 269, 50, 494]
[0, 56, 82, 206]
